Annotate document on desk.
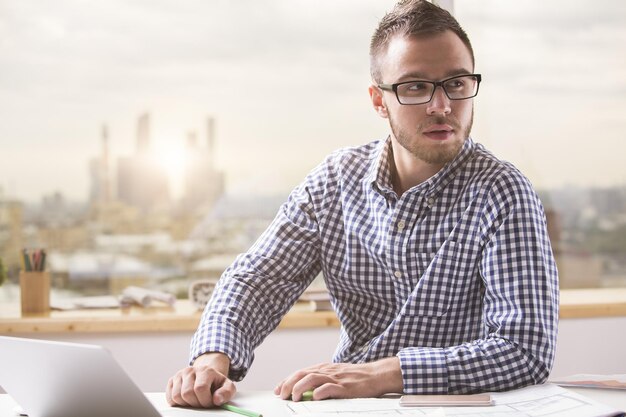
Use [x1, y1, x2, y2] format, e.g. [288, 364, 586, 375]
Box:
[285, 384, 624, 417]
[551, 374, 626, 390]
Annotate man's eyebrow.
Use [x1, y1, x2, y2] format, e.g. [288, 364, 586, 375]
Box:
[397, 68, 473, 82]
[443, 68, 474, 78]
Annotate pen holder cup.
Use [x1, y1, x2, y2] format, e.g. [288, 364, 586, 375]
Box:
[20, 271, 50, 315]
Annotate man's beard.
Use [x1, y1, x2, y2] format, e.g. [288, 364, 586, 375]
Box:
[389, 108, 473, 165]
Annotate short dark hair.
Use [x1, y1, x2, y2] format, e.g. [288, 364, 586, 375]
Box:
[369, 0, 474, 83]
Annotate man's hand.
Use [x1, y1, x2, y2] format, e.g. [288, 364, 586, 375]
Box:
[274, 357, 403, 401]
[166, 352, 236, 408]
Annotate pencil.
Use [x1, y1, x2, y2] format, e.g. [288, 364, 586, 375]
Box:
[33, 250, 40, 271]
[19, 250, 26, 271]
[220, 403, 263, 417]
[288, 390, 314, 401]
[23, 250, 32, 272]
[40, 250, 47, 271]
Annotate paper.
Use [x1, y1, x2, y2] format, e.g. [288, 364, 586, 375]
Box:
[50, 286, 177, 310]
[285, 384, 624, 417]
[51, 296, 122, 310]
[121, 286, 176, 307]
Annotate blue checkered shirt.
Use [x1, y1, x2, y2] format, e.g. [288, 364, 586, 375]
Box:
[190, 137, 559, 394]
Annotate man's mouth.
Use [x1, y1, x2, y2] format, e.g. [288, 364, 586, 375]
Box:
[423, 124, 454, 141]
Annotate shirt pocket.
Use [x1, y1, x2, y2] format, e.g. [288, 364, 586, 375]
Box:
[406, 240, 463, 317]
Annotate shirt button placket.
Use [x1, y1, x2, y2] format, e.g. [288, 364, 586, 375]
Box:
[389, 202, 409, 298]
[393, 219, 405, 280]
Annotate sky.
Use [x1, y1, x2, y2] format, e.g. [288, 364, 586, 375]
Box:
[1, 0, 625, 202]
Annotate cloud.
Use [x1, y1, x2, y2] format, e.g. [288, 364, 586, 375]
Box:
[0, 0, 396, 200]
[0, 0, 624, 200]
[458, 0, 626, 97]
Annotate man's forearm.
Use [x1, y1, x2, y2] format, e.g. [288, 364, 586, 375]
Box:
[397, 337, 553, 394]
[370, 356, 404, 395]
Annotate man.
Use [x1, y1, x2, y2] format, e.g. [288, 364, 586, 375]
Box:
[167, 0, 559, 408]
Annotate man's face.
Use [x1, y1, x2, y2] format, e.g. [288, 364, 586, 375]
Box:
[372, 31, 475, 165]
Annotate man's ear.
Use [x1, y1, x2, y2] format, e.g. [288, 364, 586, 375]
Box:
[368, 85, 389, 119]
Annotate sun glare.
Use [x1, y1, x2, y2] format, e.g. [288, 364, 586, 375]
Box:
[153, 145, 187, 198]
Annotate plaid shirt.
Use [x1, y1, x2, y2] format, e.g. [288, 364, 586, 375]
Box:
[191, 137, 559, 394]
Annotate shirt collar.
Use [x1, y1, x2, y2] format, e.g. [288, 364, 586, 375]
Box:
[366, 136, 395, 196]
[368, 136, 476, 198]
[419, 137, 475, 196]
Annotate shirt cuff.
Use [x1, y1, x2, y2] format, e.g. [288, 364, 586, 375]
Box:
[397, 347, 449, 394]
[189, 320, 254, 381]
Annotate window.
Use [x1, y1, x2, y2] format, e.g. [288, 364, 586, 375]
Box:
[0, 1, 397, 302]
[1, 1, 624, 305]
[455, 0, 626, 288]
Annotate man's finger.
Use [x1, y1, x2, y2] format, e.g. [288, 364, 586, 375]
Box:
[165, 376, 175, 406]
[169, 373, 186, 406]
[291, 373, 332, 401]
[193, 368, 217, 408]
[314, 382, 346, 400]
[180, 368, 202, 407]
[279, 369, 309, 400]
[213, 377, 237, 406]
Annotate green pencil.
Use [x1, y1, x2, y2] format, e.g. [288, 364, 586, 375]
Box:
[220, 403, 263, 417]
[23, 250, 32, 272]
[288, 390, 315, 401]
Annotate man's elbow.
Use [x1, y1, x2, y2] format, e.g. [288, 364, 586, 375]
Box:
[527, 346, 555, 386]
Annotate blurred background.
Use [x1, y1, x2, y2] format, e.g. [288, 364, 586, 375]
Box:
[1, 0, 625, 302]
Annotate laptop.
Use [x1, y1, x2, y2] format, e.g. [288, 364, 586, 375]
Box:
[0, 336, 163, 417]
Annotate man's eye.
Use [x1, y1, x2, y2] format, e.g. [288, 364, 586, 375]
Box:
[446, 80, 465, 89]
[407, 82, 428, 91]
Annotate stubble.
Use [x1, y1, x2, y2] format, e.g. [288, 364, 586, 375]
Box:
[389, 108, 474, 165]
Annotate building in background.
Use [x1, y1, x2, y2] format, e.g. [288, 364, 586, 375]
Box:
[89, 125, 113, 206]
[62, 113, 228, 295]
[180, 117, 225, 215]
[117, 113, 170, 212]
[0, 191, 24, 272]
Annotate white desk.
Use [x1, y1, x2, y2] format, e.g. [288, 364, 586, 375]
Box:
[150, 391, 290, 416]
[1, 391, 289, 417]
[0, 388, 624, 416]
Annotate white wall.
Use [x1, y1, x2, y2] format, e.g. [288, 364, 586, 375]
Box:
[4, 317, 626, 393]
[552, 317, 626, 377]
[2, 328, 340, 392]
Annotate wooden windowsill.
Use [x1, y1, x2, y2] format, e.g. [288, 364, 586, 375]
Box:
[0, 288, 625, 334]
[559, 288, 626, 319]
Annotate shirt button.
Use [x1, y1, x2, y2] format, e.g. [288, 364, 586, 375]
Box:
[426, 197, 436, 207]
[397, 220, 406, 231]
[394, 271, 402, 279]
[361, 345, 369, 354]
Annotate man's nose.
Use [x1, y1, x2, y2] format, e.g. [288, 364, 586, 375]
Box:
[426, 86, 451, 116]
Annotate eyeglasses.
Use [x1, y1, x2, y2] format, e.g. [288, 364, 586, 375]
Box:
[377, 74, 482, 105]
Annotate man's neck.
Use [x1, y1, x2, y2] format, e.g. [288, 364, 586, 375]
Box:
[389, 140, 445, 197]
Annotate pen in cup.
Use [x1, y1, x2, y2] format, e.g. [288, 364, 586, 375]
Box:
[21, 248, 47, 272]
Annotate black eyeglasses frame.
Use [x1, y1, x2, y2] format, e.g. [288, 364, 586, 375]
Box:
[377, 73, 482, 105]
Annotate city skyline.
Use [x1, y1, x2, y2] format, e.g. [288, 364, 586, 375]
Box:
[1, 0, 625, 202]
